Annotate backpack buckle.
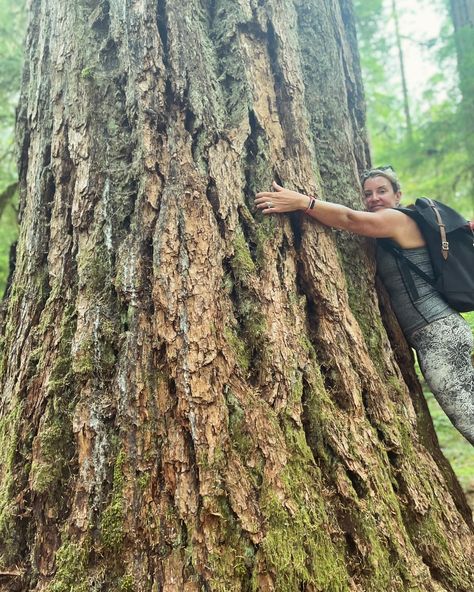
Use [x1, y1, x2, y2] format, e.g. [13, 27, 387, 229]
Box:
[442, 241, 449, 251]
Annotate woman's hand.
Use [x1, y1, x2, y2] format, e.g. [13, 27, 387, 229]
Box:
[254, 181, 311, 214]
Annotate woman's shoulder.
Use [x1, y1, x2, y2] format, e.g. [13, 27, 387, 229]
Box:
[389, 207, 426, 249]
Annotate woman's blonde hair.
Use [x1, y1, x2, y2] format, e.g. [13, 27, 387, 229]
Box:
[360, 166, 401, 193]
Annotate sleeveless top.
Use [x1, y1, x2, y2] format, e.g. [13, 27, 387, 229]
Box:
[376, 244, 454, 338]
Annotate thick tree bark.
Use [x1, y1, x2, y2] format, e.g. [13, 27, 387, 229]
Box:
[0, 0, 473, 591]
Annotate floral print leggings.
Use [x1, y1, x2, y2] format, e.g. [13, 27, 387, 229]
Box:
[409, 313, 474, 446]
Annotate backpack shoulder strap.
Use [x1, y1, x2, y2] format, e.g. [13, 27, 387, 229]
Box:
[418, 198, 449, 260]
[394, 205, 419, 219]
[378, 239, 437, 302]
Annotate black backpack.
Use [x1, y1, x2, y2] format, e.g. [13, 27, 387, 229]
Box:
[378, 197, 474, 312]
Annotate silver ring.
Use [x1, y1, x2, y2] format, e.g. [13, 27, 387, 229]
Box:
[266, 201, 274, 208]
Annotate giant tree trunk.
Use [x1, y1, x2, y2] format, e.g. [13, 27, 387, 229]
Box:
[450, 0, 474, 197]
[0, 0, 473, 590]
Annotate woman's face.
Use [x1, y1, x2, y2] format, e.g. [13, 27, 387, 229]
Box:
[363, 175, 401, 212]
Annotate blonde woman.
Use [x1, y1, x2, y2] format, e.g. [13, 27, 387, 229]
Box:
[255, 168, 474, 445]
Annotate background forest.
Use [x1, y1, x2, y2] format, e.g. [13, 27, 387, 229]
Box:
[0, 0, 472, 497]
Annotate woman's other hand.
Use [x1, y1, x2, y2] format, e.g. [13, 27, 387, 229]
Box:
[255, 181, 310, 214]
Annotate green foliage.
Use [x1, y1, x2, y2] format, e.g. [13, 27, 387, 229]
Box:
[354, 0, 404, 134]
[355, 0, 474, 217]
[463, 310, 474, 332]
[0, 0, 25, 169]
[0, 189, 17, 294]
[0, 0, 24, 294]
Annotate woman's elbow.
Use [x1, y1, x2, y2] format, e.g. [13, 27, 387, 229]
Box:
[345, 211, 370, 235]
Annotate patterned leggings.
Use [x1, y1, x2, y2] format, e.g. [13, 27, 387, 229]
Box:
[409, 313, 474, 446]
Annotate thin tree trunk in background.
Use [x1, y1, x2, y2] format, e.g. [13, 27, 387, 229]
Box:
[0, 0, 472, 591]
[450, 0, 474, 207]
[391, 0, 413, 141]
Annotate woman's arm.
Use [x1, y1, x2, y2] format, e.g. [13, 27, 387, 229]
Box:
[254, 181, 406, 239]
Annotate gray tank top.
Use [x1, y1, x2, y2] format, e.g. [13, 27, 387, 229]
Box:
[376, 245, 454, 337]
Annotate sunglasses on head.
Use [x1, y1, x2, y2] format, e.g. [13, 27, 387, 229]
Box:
[360, 165, 395, 183]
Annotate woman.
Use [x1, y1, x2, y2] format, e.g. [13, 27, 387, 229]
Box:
[255, 168, 474, 445]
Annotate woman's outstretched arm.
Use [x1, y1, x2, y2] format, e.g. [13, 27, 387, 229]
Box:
[254, 181, 406, 239]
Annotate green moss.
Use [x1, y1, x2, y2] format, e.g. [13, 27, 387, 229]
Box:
[227, 227, 268, 373]
[80, 66, 94, 79]
[224, 326, 251, 371]
[386, 375, 404, 396]
[299, 334, 318, 359]
[30, 410, 74, 495]
[243, 122, 274, 200]
[344, 271, 386, 374]
[211, 0, 251, 128]
[239, 298, 266, 344]
[1, 269, 49, 371]
[402, 494, 474, 589]
[77, 243, 111, 297]
[47, 539, 90, 592]
[72, 340, 95, 376]
[221, 271, 234, 295]
[5, 281, 26, 309]
[257, 450, 349, 592]
[72, 317, 118, 379]
[227, 210, 278, 376]
[48, 357, 73, 395]
[29, 304, 77, 392]
[232, 297, 267, 368]
[30, 464, 56, 494]
[100, 450, 126, 551]
[0, 401, 23, 565]
[207, 546, 253, 592]
[203, 496, 256, 591]
[232, 229, 256, 281]
[0, 335, 5, 376]
[405, 514, 466, 588]
[343, 506, 409, 590]
[118, 574, 135, 591]
[226, 390, 254, 458]
[331, 235, 389, 377]
[298, 366, 334, 467]
[137, 472, 150, 491]
[213, 445, 226, 468]
[101, 491, 124, 550]
[27, 346, 43, 376]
